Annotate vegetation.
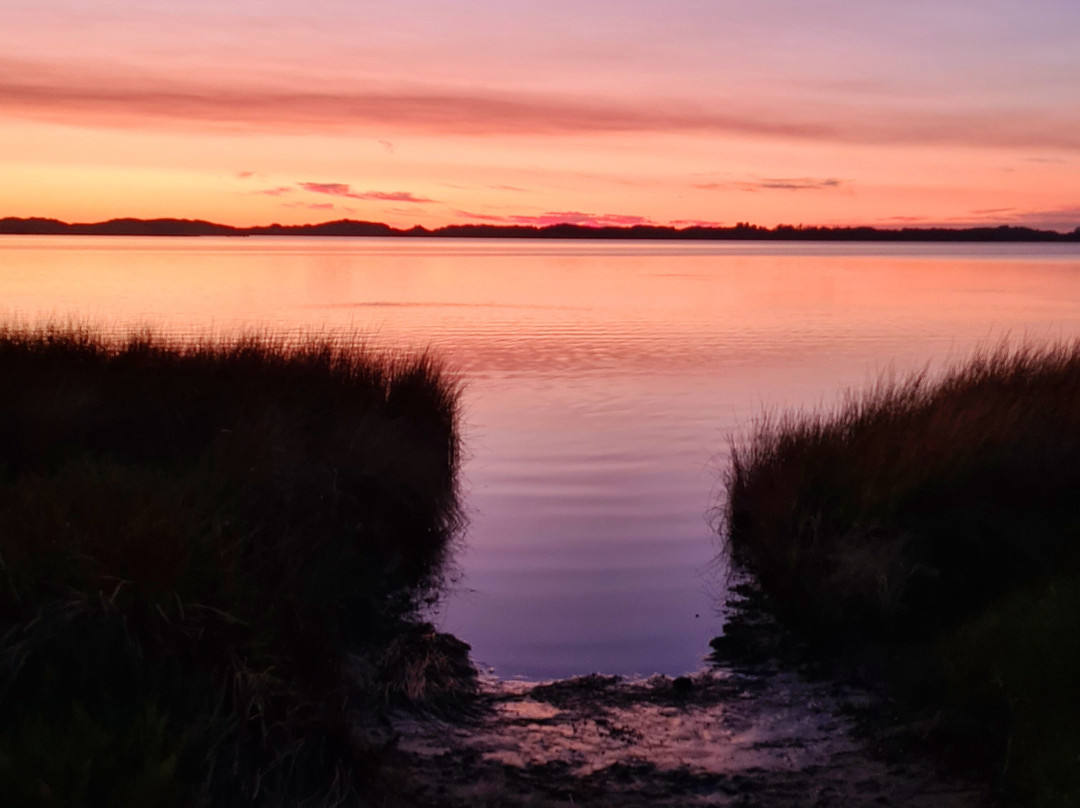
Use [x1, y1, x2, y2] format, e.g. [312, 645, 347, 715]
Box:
[3, 215, 1079, 241]
[0, 324, 470, 806]
[723, 342, 1080, 805]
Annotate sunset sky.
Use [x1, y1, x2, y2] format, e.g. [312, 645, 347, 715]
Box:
[2, 0, 1078, 230]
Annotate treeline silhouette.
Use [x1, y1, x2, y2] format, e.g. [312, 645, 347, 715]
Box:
[2, 216, 1078, 241]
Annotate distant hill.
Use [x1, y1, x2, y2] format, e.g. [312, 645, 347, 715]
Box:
[1, 216, 1078, 242]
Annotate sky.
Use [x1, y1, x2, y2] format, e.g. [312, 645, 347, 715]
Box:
[1, 0, 1078, 230]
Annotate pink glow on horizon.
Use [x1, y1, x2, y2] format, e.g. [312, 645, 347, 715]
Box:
[0, 1, 1078, 231]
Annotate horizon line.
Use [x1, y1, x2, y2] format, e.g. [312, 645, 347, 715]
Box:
[1, 215, 1079, 240]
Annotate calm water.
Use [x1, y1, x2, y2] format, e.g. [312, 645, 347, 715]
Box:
[4, 236, 1080, 679]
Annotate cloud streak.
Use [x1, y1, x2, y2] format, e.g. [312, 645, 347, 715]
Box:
[460, 210, 657, 227]
[878, 206, 1080, 232]
[4, 57, 1080, 151]
[283, 201, 336, 210]
[298, 182, 435, 203]
[696, 177, 843, 192]
[252, 186, 294, 196]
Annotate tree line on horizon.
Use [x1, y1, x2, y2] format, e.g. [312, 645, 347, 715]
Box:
[2, 215, 1079, 241]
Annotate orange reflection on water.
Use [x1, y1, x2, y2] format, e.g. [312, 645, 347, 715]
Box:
[4, 236, 1080, 677]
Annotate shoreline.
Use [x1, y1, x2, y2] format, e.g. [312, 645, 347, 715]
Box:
[2, 216, 1079, 241]
[385, 602, 985, 807]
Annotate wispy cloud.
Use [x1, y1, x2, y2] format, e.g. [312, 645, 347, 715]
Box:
[669, 218, 727, 227]
[879, 206, 1080, 232]
[283, 201, 335, 210]
[1012, 206, 1080, 231]
[252, 186, 294, 196]
[977, 205, 1080, 232]
[460, 210, 657, 227]
[299, 182, 435, 203]
[455, 211, 506, 222]
[459, 210, 730, 228]
[696, 177, 843, 192]
[4, 57, 1080, 151]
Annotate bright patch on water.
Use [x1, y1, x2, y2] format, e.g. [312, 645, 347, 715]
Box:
[3, 236, 1079, 677]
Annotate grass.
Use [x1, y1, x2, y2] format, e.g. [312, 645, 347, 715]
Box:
[722, 341, 1080, 805]
[0, 324, 469, 806]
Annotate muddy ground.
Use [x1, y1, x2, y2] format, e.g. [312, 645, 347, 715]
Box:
[373, 596, 988, 807]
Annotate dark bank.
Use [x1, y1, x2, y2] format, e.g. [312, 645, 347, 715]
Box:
[723, 342, 1080, 805]
[0, 325, 470, 806]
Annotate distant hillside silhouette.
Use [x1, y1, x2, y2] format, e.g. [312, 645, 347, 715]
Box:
[1, 216, 1078, 242]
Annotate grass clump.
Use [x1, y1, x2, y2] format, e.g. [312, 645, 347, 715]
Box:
[723, 342, 1080, 804]
[0, 324, 468, 806]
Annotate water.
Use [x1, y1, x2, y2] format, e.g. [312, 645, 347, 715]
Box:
[3, 236, 1080, 679]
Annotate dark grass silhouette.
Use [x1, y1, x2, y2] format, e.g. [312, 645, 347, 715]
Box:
[0, 324, 470, 806]
[722, 342, 1080, 804]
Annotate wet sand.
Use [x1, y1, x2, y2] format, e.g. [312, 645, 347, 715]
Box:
[383, 660, 986, 807]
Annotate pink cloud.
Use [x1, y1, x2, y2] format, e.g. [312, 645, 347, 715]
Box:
[458, 210, 728, 228]
[455, 210, 507, 222]
[508, 211, 656, 227]
[4, 56, 1080, 151]
[1008, 206, 1080, 232]
[696, 177, 843, 192]
[299, 182, 435, 203]
[669, 218, 727, 227]
[955, 205, 1080, 232]
[283, 201, 335, 210]
[459, 210, 658, 227]
[876, 206, 1080, 232]
[252, 186, 294, 196]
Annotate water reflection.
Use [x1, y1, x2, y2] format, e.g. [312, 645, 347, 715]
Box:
[2, 236, 1079, 678]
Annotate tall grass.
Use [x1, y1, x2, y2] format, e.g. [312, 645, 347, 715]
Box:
[725, 342, 1080, 635]
[0, 324, 467, 806]
[722, 341, 1080, 803]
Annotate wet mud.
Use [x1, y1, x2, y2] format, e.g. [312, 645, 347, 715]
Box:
[382, 658, 986, 807]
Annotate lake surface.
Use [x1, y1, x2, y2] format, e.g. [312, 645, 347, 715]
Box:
[3, 236, 1080, 679]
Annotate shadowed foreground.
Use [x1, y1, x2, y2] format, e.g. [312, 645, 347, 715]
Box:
[0, 325, 471, 806]
[388, 664, 983, 807]
[724, 342, 1080, 805]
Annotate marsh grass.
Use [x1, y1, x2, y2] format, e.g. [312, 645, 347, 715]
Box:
[723, 341, 1080, 803]
[0, 324, 467, 806]
[725, 341, 1080, 635]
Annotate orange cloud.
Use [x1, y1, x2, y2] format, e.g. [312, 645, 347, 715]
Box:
[669, 218, 727, 227]
[283, 201, 336, 210]
[459, 210, 658, 227]
[4, 57, 1080, 151]
[696, 177, 843, 192]
[298, 182, 435, 203]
